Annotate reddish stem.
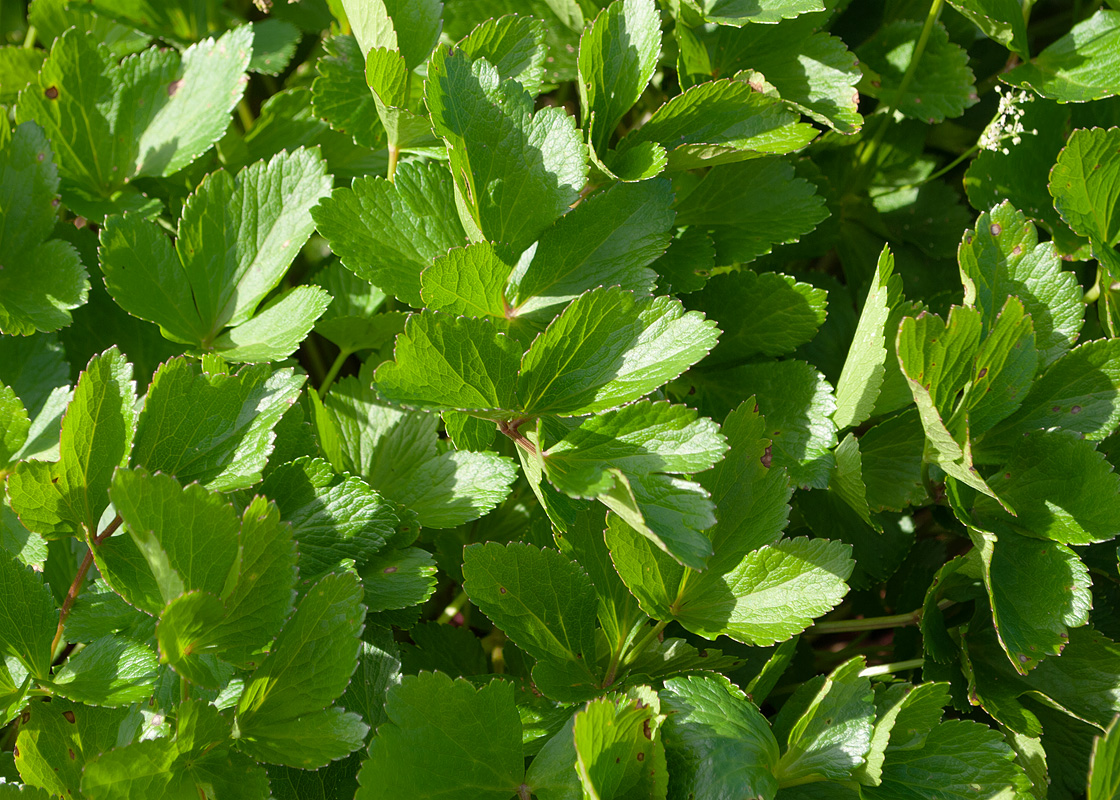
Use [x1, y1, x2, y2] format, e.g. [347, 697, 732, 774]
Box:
[50, 515, 122, 656]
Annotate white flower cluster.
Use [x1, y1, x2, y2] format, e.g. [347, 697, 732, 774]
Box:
[979, 85, 1037, 155]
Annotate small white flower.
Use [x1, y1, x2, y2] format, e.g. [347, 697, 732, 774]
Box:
[979, 85, 1036, 153]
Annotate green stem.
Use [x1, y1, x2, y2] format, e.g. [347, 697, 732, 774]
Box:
[620, 619, 669, 669]
[318, 349, 352, 398]
[387, 141, 401, 182]
[811, 600, 952, 635]
[23, 25, 37, 49]
[1085, 267, 1103, 304]
[854, 0, 946, 185]
[437, 588, 470, 624]
[237, 98, 255, 132]
[859, 658, 924, 677]
[889, 144, 980, 194]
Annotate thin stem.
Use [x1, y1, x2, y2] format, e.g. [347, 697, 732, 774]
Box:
[23, 25, 37, 49]
[854, 0, 946, 184]
[620, 619, 669, 670]
[437, 588, 469, 624]
[517, 784, 532, 800]
[386, 142, 401, 182]
[237, 98, 255, 132]
[859, 658, 924, 677]
[888, 144, 980, 194]
[811, 600, 953, 635]
[50, 515, 123, 656]
[318, 348, 352, 398]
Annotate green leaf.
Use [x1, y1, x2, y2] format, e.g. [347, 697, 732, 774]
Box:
[83, 738, 269, 800]
[858, 20, 977, 123]
[463, 542, 601, 699]
[249, 19, 301, 76]
[457, 14, 549, 96]
[313, 161, 469, 308]
[618, 79, 817, 170]
[102, 149, 332, 355]
[8, 347, 135, 539]
[375, 310, 521, 415]
[357, 673, 524, 799]
[444, 409, 498, 451]
[261, 456, 398, 581]
[359, 546, 438, 613]
[0, 553, 56, 679]
[660, 674, 780, 800]
[947, 0, 1030, 58]
[578, 0, 661, 155]
[311, 263, 405, 354]
[1089, 715, 1120, 800]
[676, 536, 853, 645]
[1003, 10, 1120, 102]
[856, 682, 951, 786]
[426, 46, 587, 252]
[519, 287, 719, 416]
[15, 27, 251, 206]
[834, 246, 902, 430]
[363, 45, 439, 151]
[235, 571, 367, 767]
[674, 158, 828, 264]
[312, 35, 386, 151]
[421, 241, 511, 318]
[15, 698, 129, 799]
[692, 17, 863, 134]
[0, 332, 69, 425]
[210, 286, 333, 363]
[131, 357, 304, 492]
[695, 0, 824, 25]
[342, 0, 443, 69]
[959, 202, 1083, 367]
[975, 432, 1120, 545]
[0, 47, 46, 104]
[776, 657, 874, 783]
[0, 121, 88, 335]
[971, 527, 1092, 673]
[689, 271, 828, 366]
[1050, 127, 1120, 247]
[110, 468, 239, 604]
[510, 179, 674, 318]
[0, 382, 29, 469]
[574, 688, 667, 799]
[45, 635, 158, 707]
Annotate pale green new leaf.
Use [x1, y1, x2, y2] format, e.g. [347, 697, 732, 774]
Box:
[131, 357, 304, 492]
[971, 527, 1092, 674]
[312, 161, 469, 308]
[858, 21, 977, 123]
[357, 674, 524, 799]
[8, 347, 135, 539]
[463, 542, 600, 699]
[660, 674, 780, 800]
[578, 0, 661, 155]
[1004, 11, 1120, 102]
[0, 121, 88, 335]
[363, 45, 435, 150]
[835, 246, 902, 430]
[518, 287, 719, 416]
[426, 46, 587, 252]
[0, 553, 57, 679]
[618, 79, 817, 169]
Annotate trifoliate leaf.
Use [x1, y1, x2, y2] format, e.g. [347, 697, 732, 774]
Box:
[131, 357, 304, 492]
[959, 202, 1083, 367]
[0, 121, 88, 335]
[357, 673, 525, 799]
[689, 271, 828, 366]
[45, 635, 158, 707]
[310, 35, 385, 151]
[110, 468, 240, 604]
[1050, 127, 1120, 247]
[971, 527, 1092, 673]
[101, 148, 332, 357]
[834, 246, 902, 430]
[0, 553, 56, 679]
[858, 20, 977, 123]
[8, 347, 135, 540]
[674, 158, 828, 264]
[660, 674, 780, 800]
[617, 79, 817, 170]
[543, 400, 726, 498]
[776, 657, 874, 783]
[313, 161, 469, 308]
[261, 457, 398, 581]
[694, 0, 824, 24]
[421, 241, 511, 319]
[578, 0, 661, 155]
[463, 542, 601, 700]
[518, 287, 719, 416]
[510, 178, 673, 319]
[458, 14, 549, 96]
[979, 339, 1120, 458]
[235, 571, 367, 768]
[1004, 11, 1120, 102]
[426, 46, 587, 252]
[574, 689, 667, 798]
[947, 0, 1030, 58]
[15, 698, 129, 799]
[15, 27, 250, 212]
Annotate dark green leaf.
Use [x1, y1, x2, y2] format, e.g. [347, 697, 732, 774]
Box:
[0, 553, 56, 679]
[45, 635, 158, 707]
[311, 35, 385, 151]
[1050, 127, 1120, 246]
[1004, 11, 1120, 102]
[947, 0, 1030, 57]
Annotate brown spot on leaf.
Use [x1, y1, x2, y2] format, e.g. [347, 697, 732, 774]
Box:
[990, 223, 1002, 235]
[1071, 405, 1082, 414]
[760, 446, 772, 468]
[643, 720, 652, 739]
[1012, 245, 1022, 255]
[499, 586, 506, 594]
[167, 79, 185, 97]
[63, 710, 76, 723]
[45, 86, 59, 99]
[977, 368, 987, 379]
[637, 752, 645, 761]
[68, 749, 76, 760]
[384, 566, 398, 574]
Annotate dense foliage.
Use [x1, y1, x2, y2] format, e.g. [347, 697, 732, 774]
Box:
[2, 0, 1120, 796]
